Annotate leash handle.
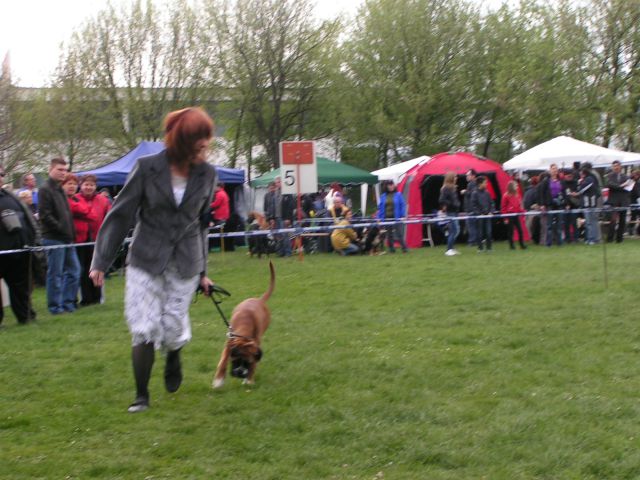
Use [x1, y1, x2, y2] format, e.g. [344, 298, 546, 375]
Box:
[194, 283, 231, 329]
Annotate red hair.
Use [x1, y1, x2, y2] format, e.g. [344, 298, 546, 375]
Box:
[62, 173, 78, 185]
[164, 107, 214, 166]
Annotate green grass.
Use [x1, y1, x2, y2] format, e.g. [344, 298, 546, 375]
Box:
[2, 241, 640, 479]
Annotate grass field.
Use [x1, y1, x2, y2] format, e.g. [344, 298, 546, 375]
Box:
[2, 241, 640, 479]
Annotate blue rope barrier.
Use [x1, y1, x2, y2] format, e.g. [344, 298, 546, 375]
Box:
[0, 205, 637, 255]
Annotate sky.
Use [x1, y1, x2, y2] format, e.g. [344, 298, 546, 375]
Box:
[0, 0, 506, 88]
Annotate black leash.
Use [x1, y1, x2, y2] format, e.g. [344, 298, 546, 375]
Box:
[196, 284, 231, 327]
[196, 284, 254, 341]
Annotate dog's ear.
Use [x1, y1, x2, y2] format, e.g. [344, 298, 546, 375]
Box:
[255, 348, 263, 362]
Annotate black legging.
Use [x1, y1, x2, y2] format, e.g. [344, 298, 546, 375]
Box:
[78, 245, 102, 305]
[507, 216, 525, 248]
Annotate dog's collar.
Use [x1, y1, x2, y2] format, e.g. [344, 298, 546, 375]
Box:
[227, 329, 253, 341]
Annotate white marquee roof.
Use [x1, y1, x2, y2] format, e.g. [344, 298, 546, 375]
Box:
[371, 155, 430, 182]
[503, 136, 640, 171]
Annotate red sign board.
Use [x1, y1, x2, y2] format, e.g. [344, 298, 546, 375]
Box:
[281, 141, 314, 165]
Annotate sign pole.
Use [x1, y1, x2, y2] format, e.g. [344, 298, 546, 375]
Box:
[279, 140, 317, 263]
[296, 164, 304, 261]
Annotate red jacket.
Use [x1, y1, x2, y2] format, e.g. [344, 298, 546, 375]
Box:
[210, 188, 230, 222]
[77, 193, 112, 241]
[67, 195, 97, 243]
[501, 193, 525, 215]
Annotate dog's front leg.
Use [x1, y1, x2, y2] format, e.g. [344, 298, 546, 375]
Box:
[242, 363, 257, 385]
[212, 345, 230, 389]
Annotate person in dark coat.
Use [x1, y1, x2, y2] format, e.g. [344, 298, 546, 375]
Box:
[628, 170, 640, 236]
[264, 177, 294, 257]
[462, 169, 478, 246]
[0, 166, 41, 325]
[605, 160, 630, 243]
[471, 176, 494, 252]
[39, 157, 80, 314]
[438, 172, 461, 256]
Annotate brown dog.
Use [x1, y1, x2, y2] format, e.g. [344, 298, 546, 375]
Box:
[213, 261, 275, 388]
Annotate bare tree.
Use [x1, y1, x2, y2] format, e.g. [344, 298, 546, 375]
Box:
[207, 0, 340, 170]
[47, 0, 220, 166]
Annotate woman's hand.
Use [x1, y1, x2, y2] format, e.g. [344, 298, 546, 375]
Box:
[199, 276, 215, 296]
[89, 269, 105, 287]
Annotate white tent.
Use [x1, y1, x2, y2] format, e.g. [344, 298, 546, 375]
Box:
[503, 136, 640, 171]
[371, 155, 430, 183]
[372, 156, 430, 204]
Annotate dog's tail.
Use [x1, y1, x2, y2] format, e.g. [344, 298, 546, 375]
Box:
[260, 261, 276, 302]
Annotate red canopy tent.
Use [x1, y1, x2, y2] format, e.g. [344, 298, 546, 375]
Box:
[397, 152, 526, 248]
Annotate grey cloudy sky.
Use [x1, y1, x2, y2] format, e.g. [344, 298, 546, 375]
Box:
[1, 0, 509, 87]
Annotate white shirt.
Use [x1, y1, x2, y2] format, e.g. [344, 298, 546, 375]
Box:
[171, 175, 188, 205]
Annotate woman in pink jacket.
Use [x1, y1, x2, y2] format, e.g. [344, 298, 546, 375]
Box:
[501, 181, 527, 250]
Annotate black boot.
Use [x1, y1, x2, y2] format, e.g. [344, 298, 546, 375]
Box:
[129, 343, 154, 413]
[164, 348, 183, 393]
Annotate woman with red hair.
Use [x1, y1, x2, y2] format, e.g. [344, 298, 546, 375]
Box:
[76, 174, 111, 306]
[62, 173, 96, 248]
[62, 173, 95, 309]
[90, 107, 218, 413]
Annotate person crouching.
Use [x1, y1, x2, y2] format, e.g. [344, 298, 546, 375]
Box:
[331, 210, 360, 255]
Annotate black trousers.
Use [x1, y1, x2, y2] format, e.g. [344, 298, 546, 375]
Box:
[0, 252, 35, 324]
[607, 206, 627, 243]
[507, 216, 525, 247]
[77, 245, 101, 305]
[477, 217, 492, 250]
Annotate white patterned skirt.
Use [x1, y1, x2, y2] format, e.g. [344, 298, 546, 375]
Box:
[124, 259, 200, 350]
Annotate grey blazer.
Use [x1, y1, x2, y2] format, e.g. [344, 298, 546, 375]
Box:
[91, 150, 217, 278]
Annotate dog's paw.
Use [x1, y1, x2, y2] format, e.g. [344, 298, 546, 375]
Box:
[212, 378, 225, 389]
[242, 378, 255, 386]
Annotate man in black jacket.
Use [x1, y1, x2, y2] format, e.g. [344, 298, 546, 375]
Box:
[0, 167, 41, 324]
[263, 177, 294, 257]
[462, 169, 478, 246]
[39, 158, 80, 314]
[605, 160, 630, 243]
[471, 176, 494, 252]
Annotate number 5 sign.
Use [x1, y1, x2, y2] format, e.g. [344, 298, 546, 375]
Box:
[279, 141, 318, 195]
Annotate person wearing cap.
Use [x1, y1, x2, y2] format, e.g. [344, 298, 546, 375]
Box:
[377, 180, 408, 253]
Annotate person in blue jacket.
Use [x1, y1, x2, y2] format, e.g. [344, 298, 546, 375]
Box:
[377, 181, 408, 253]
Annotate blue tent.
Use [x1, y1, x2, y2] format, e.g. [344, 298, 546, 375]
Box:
[77, 141, 245, 186]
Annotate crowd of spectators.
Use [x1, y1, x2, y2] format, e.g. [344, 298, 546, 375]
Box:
[2, 156, 640, 325]
[522, 161, 637, 247]
[0, 159, 113, 324]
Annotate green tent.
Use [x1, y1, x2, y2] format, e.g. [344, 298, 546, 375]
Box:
[250, 157, 378, 187]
